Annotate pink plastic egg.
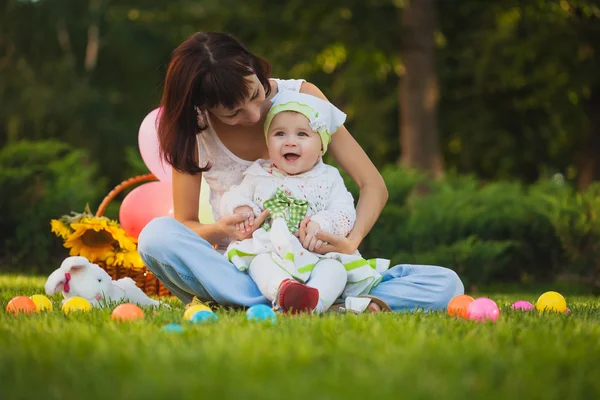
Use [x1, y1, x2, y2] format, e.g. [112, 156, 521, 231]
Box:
[467, 298, 500, 322]
[511, 300, 534, 311]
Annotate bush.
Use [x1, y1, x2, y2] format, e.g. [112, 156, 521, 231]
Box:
[536, 182, 600, 282]
[0, 140, 106, 270]
[345, 167, 574, 287]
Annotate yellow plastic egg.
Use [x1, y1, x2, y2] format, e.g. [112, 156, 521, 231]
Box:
[183, 304, 212, 320]
[30, 295, 53, 312]
[535, 291, 567, 313]
[62, 296, 92, 314]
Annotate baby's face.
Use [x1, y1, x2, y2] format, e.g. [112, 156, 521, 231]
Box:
[266, 111, 322, 175]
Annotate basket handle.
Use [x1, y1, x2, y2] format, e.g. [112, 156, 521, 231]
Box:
[95, 173, 158, 217]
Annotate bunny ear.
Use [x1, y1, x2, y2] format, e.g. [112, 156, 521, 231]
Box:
[59, 256, 90, 273]
[45, 268, 67, 295]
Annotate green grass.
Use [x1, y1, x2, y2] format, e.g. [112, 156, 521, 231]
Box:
[1, 274, 600, 400]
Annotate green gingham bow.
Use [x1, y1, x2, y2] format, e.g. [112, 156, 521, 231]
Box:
[262, 188, 309, 233]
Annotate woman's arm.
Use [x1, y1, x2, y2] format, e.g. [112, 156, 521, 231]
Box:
[300, 82, 389, 252]
[172, 168, 227, 245]
[172, 168, 271, 245]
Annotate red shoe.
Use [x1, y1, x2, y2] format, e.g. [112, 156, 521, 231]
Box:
[277, 279, 319, 314]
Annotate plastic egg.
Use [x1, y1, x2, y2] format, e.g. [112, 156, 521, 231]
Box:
[467, 298, 500, 322]
[30, 295, 53, 312]
[447, 294, 475, 319]
[190, 310, 218, 324]
[183, 304, 212, 320]
[163, 323, 184, 333]
[61, 296, 92, 314]
[535, 291, 567, 313]
[511, 300, 535, 311]
[111, 303, 144, 322]
[6, 296, 38, 315]
[246, 304, 277, 324]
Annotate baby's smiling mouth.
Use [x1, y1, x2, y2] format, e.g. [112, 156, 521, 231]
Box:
[283, 153, 300, 161]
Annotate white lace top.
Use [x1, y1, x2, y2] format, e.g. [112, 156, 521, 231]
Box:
[220, 159, 356, 236]
[197, 78, 306, 248]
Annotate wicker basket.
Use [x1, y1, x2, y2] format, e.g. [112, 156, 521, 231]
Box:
[94, 173, 171, 297]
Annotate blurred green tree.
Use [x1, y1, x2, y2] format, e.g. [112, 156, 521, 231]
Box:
[1, 0, 599, 190]
[437, 0, 600, 187]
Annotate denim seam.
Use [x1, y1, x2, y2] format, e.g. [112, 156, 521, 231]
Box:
[139, 251, 216, 302]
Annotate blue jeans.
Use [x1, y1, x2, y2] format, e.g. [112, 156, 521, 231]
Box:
[137, 217, 464, 312]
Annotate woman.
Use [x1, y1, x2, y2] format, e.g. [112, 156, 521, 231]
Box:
[138, 32, 464, 312]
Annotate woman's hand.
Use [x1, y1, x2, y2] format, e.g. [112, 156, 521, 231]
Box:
[219, 209, 270, 241]
[298, 216, 359, 255]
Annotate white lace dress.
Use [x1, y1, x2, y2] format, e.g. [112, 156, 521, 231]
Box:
[219, 159, 356, 236]
[197, 78, 305, 251]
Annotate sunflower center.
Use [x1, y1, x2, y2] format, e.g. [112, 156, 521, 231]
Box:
[81, 229, 116, 248]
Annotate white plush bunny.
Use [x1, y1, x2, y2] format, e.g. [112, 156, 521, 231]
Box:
[45, 256, 162, 307]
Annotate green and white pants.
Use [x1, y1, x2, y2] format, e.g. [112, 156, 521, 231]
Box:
[226, 218, 390, 307]
[248, 253, 347, 313]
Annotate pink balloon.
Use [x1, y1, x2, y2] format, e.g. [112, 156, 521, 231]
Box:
[138, 108, 172, 182]
[119, 181, 174, 238]
[467, 298, 500, 322]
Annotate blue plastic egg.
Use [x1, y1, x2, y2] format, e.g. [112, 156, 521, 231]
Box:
[163, 323, 184, 333]
[246, 304, 277, 324]
[190, 310, 218, 324]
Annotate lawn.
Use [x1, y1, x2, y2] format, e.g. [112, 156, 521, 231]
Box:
[1, 274, 600, 400]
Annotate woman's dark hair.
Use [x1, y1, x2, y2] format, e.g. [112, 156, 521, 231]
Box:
[158, 32, 272, 174]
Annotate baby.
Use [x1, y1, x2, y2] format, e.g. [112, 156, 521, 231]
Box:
[220, 91, 388, 314]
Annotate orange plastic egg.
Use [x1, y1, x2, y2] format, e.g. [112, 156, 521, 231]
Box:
[111, 303, 144, 322]
[447, 294, 475, 319]
[6, 296, 38, 315]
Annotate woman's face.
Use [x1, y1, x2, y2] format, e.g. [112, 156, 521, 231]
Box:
[208, 74, 266, 127]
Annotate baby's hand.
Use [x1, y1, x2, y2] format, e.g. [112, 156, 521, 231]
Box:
[306, 221, 320, 236]
[233, 206, 255, 233]
[302, 220, 324, 252]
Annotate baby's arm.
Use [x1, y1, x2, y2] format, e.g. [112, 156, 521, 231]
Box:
[220, 175, 262, 218]
[309, 169, 357, 237]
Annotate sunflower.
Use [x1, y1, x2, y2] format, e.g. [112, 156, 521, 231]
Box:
[106, 219, 138, 251]
[52, 206, 143, 268]
[102, 249, 145, 269]
[124, 250, 145, 269]
[64, 217, 125, 262]
[50, 219, 73, 240]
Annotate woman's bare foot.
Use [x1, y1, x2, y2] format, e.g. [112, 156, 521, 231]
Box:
[329, 296, 389, 313]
